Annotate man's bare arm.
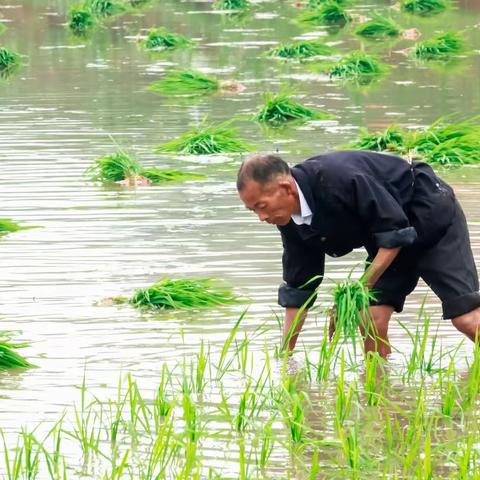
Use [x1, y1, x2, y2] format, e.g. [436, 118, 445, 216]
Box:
[362, 247, 402, 289]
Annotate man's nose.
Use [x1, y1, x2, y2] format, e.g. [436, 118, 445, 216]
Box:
[257, 211, 268, 222]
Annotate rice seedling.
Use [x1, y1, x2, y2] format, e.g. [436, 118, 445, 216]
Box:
[308, 0, 347, 6]
[266, 39, 333, 60]
[0, 332, 35, 369]
[143, 28, 192, 51]
[85, 0, 125, 17]
[401, 0, 447, 15]
[328, 51, 386, 80]
[354, 15, 401, 39]
[148, 70, 220, 96]
[0, 23, 7, 36]
[0, 218, 38, 236]
[129, 278, 238, 310]
[256, 417, 276, 469]
[255, 91, 334, 125]
[331, 277, 374, 345]
[364, 351, 385, 406]
[68, 6, 95, 35]
[439, 356, 458, 416]
[414, 32, 464, 60]
[141, 168, 206, 184]
[87, 151, 142, 183]
[335, 352, 356, 425]
[298, 1, 351, 26]
[215, 0, 249, 9]
[350, 125, 407, 152]
[462, 340, 480, 410]
[0, 47, 20, 73]
[155, 120, 253, 155]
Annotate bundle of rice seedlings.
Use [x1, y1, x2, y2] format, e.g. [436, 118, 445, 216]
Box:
[129, 278, 238, 309]
[85, 0, 125, 17]
[414, 32, 464, 60]
[155, 120, 253, 155]
[410, 116, 480, 165]
[0, 219, 37, 236]
[215, 0, 249, 9]
[0, 332, 36, 369]
[68, 6, 96, 35]
[143, 28, 192, 50]
[298, 2, 351, 26]
[354, 16, 401, 39]
[148, 70, 220, 96]
[255, 92, 334, 125]
[332, 279, 375, 343]
[328, 51, 386, 80]
[0, 47, 20, 73]
[401, 0, 447, 15]
[350, 125, 407, 152]
[266, 39, 333, 60]
[141, 168, 206, 183]
[87, 151, 143, 183]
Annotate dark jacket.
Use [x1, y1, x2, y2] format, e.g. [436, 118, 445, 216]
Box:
[278, 150, 456, 308]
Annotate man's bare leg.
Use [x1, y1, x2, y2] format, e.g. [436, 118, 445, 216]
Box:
[451, 306, 480, 342]
[360, 305, 395, 357]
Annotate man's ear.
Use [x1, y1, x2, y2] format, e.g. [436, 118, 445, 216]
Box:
[278, 178, 295, 195]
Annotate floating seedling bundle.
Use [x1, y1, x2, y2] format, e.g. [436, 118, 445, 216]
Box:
[255, 92, 333, 125]
[0, 332, 36, 370]
[87, 151, 205, 185]
[155, 119, 253, 155]
[299, 1, 351, 26]
[143, 28, 193, 50]
[332, 279, 375, 343]
[120, 278, 238, 309]
[85, 0, 126, 17]
[0, 218, 38, 236]
[0, 47, 20, 74]
[401, 0, 447, 15]
[328, 51, 386, 80]
[267, 39, 333, 60]
[414, 32, 464, 60]
[68, 6, 96, 35]
[148, 70, 220, 96]
[354, 16, 401, 39]
[215, 0, 249, 9]
[350, 125, 407, 152]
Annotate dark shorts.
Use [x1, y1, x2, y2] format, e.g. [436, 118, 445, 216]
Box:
[368, 199, 480, 319]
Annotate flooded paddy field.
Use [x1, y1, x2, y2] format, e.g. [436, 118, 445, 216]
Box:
[1, 0, 480, 478]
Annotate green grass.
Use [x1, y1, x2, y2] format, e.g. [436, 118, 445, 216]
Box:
[0, 47, 20, 72]
[85, 0, 126, 17]
[148, 70, 219, 96]
[68, 6, 96, 35]
[255, 92, 333, 125]
[0, 219, 37, 236]
[350, 125, 407, 152]
[0, 332, 36, 369]
[414, 32, 464, 60]
[215, 0, 249, 9]
[328, 51, 386, 80]
[143, 28, 193, 50]
[401, 0, 447, 15]
[266, 39, 333, 59]
[87, 151, 143, 183]
[155, 120, 253, 155]
[354, 16, 401, 39]
[129, 278, 238, 309]
[141, 168, 206, 183]
[298, 2, 351, 26]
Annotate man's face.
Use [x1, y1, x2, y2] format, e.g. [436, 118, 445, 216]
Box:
[238, 178, 297, 226]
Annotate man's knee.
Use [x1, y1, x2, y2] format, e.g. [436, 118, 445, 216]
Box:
[451, 307, 480, 340]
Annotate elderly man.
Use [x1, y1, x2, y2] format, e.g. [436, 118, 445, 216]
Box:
[237, 151, 480, 356]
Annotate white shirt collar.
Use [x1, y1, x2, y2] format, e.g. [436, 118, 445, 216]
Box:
[291, 180, 312, 225]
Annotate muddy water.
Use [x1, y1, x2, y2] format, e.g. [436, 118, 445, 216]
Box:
[0, 0, 479, 475]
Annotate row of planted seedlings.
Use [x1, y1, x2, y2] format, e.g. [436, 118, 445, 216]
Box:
[3, 272, 480, 478]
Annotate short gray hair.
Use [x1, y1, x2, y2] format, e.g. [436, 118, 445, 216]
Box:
[236, 153, 290, 191]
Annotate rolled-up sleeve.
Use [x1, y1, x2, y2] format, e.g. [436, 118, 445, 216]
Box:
[278, 229, 325, 309]
[351, 174, 417, 248]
